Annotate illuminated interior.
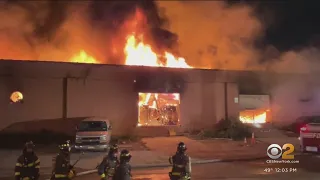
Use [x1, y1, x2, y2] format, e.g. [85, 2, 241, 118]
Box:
[138, 93, 180, 126]
[10, 91, 23, 103]
[239, 109, 269, 123]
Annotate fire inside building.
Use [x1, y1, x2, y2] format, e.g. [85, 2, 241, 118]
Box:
[0, 6, 315, 136]
[0, 59, 315, 136]
[138, 93, 181, 126]
[0, 59, 244, 136]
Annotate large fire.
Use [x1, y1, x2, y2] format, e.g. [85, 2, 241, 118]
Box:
[69, 33, 191, 68]
[68, 9, 192, 127]
[124, 34, 190, 68]
[69, 8, 192, 69]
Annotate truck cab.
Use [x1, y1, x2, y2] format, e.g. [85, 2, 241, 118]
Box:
[74, 117, 112, 151]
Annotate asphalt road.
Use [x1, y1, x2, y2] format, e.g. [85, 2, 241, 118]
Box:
[70, 154, 320, 180]
[2, 154, 320, 180]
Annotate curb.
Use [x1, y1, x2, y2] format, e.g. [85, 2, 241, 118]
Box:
[45, 155, 267, 180]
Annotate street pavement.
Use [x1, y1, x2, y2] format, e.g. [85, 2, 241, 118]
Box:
[55, 154, 320, 180]
[0, 137, 269, 178]
[141, 136, 269, 160]
[0, 134, 303, 179]
[0, 150, 174, 178]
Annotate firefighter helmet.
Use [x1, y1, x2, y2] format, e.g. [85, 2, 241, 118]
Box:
[24, 141, 35, 150]
[109, 144, 119, 153]
[177, 142, 187, 153]
[120, 149, 131, 162]
[59, 140, 71, 153]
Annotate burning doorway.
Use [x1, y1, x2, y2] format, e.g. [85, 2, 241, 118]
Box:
[138, 93, 180, 126]
[238, 95, 271, 124]
[239, 109, 270, 123]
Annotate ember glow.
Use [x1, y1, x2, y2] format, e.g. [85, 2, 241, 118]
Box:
[10, 91, 24, 103]
[239, 110, 268, 123]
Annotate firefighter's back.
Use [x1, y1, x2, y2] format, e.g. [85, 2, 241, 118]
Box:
[113, 163, 131, 180]
[53, 153, 70, 180]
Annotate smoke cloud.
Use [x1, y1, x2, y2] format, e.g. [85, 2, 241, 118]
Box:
[0, 0, 265, 69]
[0, 0, 172, 64]
[157, 1, 263, 70]
[0, 1, 74, 60]
[266, 47, 320, 74]
[0, 0, 319, 75]
[265, 47, 320, 124]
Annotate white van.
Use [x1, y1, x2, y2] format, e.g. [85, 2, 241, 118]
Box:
[74, 117, 112, 151]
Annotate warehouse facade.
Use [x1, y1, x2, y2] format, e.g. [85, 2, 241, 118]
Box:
[1, 60, 318, 136]
[0, 60, 240, 136]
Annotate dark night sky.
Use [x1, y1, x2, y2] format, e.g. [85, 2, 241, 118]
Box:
[249, 1, 320, 51]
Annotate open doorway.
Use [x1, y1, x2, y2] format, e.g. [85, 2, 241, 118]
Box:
[239, 108, 270, 123]
[238, 95, 270, 124]
[138, 93, 180, 126]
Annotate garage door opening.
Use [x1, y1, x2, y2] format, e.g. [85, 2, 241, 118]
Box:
[239, 109, 269, 123]
[138, 93, 180, 126]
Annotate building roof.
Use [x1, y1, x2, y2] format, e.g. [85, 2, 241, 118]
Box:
[0, 59, 310, 83]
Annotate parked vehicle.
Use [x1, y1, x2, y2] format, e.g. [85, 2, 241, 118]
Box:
[289, 116, 320, 134]
[299, 116, 320, 153]
[74, 117, 112, 151]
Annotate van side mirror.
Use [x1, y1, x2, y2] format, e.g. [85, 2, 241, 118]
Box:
[108, 125, 112, 130]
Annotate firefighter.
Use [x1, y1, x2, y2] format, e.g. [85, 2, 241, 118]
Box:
[113, 149, 132, 180]
[14, 141, 40, 180]
[169, 142, 191, 180]
[52, 141, 76, 180]
[98, 144, 119, 180]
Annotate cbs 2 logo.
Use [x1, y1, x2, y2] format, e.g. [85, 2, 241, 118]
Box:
[267, 143, 294, 159]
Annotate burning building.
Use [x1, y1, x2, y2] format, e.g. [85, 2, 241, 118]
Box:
[0, 2, 317, 136]
[0, 4, 242, 136]
[0, 58, 316, 136]
[0, 60, 239, 136]
[238, 95, 271, 124]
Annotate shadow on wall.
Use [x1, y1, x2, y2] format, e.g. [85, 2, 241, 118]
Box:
[0, 117, 88, 136]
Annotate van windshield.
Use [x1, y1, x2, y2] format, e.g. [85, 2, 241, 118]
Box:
[78, 121, 108, 132]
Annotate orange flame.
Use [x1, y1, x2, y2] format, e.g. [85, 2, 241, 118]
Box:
[138, 92, 180, 127]
[69, 9, 189, 127]
[124, 34, 191, 68]
[239, 110, 267, 123]
[69, 8, 192, 69]
[10, 91, 23, 103]
[69, 50, 97, 64]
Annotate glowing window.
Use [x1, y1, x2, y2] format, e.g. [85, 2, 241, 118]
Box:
[138, 92, 180, 126]
[10, 91, 23, 103]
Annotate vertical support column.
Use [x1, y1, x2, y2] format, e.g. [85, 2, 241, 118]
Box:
[224, 82, 228, 120]
[62, 77, 68, 119]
